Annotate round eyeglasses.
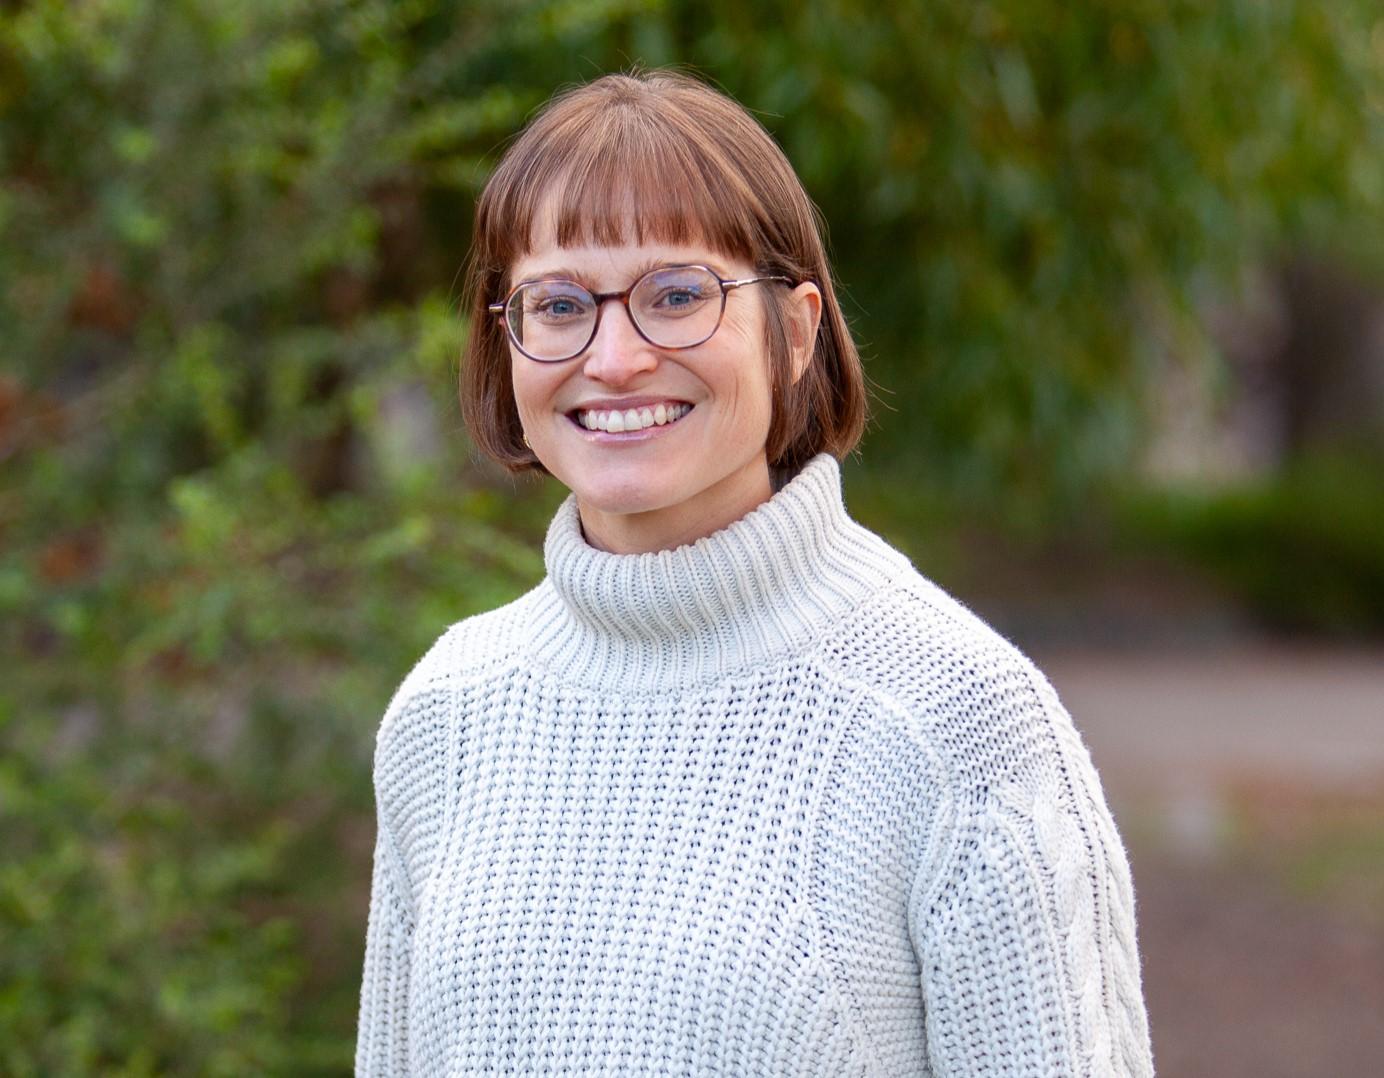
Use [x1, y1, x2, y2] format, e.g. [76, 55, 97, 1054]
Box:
[489, 263, 794, 363]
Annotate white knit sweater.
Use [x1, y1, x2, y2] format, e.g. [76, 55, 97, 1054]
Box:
[355, 453, 1154, 1076]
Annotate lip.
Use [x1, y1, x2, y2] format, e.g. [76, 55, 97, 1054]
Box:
[565, 403, 695, 442]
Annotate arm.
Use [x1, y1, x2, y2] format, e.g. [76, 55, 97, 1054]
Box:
[355, 797, 416, 1076]
[352, 655, 458, 1075]
[910, 682, 1154, 1076]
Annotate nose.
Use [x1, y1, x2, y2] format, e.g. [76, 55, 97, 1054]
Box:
[580, 298, 658, 384]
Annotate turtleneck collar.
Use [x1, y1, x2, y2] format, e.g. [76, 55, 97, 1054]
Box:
[524, 453, 915, 690]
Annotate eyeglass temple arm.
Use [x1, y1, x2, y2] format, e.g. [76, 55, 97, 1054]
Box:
[723, 275, 795, 289]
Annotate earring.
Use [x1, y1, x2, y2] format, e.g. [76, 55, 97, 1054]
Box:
[522, 433, 530, 448]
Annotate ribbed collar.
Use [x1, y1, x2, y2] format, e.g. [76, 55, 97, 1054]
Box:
[525, 453, 915, 690]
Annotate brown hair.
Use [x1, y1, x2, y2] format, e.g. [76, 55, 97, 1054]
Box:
[459, 68, 866, 475]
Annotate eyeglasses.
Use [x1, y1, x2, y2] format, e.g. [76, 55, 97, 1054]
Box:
[489, 263, 793, 363]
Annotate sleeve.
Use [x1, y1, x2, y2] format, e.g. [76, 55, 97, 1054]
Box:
[352, 627, 462, 1074]
[354, 804, 416, 1076]
[910, 681, 1155, 1077]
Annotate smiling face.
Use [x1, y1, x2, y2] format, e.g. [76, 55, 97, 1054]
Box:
[509, 225, 786, 554]
[461, 74, 867, 528]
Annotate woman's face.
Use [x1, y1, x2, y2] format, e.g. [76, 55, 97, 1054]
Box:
[508, 217, 815, 554]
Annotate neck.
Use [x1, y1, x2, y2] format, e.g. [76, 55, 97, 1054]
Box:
[575, 454, 774, 555]
[528, 453, 917, 689]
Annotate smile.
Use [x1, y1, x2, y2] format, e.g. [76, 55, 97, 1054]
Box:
[569, 402, 693, 434]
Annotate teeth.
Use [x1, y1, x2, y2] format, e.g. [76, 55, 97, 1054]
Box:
[577, 403, 690, 433]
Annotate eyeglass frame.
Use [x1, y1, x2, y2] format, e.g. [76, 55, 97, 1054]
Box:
[488, 263, 796, 363]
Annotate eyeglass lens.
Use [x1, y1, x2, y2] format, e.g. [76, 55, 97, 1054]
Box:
[506, 266, 724, 361]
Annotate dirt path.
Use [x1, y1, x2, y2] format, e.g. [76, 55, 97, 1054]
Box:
[1036, 643, 1384, 796]
[1031, 644, 1384, 1077]
[1128, 851, 1384, 1078]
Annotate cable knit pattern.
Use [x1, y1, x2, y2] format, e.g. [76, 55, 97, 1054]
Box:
[355, 453, 1154, 1076]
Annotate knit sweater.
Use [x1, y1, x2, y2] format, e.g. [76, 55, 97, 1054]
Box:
[354, 453, 1155, 1077]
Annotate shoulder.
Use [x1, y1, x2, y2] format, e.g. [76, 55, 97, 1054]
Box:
[821, 563, 1094, 794]
[369, 583, 545, 807]
[367, 582, 550, 898]
[810, 549, 1119, 862]
[374, 583, 546, 744]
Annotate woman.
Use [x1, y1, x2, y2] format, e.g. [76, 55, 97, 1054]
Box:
[356, 70, 1154, 1076]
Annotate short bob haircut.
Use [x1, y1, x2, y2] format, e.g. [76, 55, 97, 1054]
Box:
[460, 68, 866, 476]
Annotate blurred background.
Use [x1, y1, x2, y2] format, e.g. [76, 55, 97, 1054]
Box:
[3, 1, 1381, 1073]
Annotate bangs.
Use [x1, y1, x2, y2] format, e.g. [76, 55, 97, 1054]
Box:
[485, 94, 765, 273]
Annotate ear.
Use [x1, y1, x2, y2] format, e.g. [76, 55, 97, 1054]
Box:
[785, 282, 823, 384]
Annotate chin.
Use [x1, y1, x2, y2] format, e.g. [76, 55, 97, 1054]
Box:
[572, 479, 678, 518]
[555, 456, 679, 509]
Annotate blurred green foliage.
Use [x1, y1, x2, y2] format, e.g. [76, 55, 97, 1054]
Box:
[1114, 452, 1384, 636]
[2, 0, 1382, 1069]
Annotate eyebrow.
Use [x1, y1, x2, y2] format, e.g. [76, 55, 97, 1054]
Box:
[515, 257, 731, 288]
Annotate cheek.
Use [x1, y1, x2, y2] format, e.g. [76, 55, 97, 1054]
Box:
[715, 345, 774, 425]
[509, 353, 550, 418]
[717, 306, 770, 374]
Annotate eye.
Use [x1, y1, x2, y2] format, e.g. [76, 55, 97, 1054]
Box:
[632, 266, 719, 320]
[660, 287, 700, 307]
[649, 282, 713, 312]
[522, 284, 592, 321]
